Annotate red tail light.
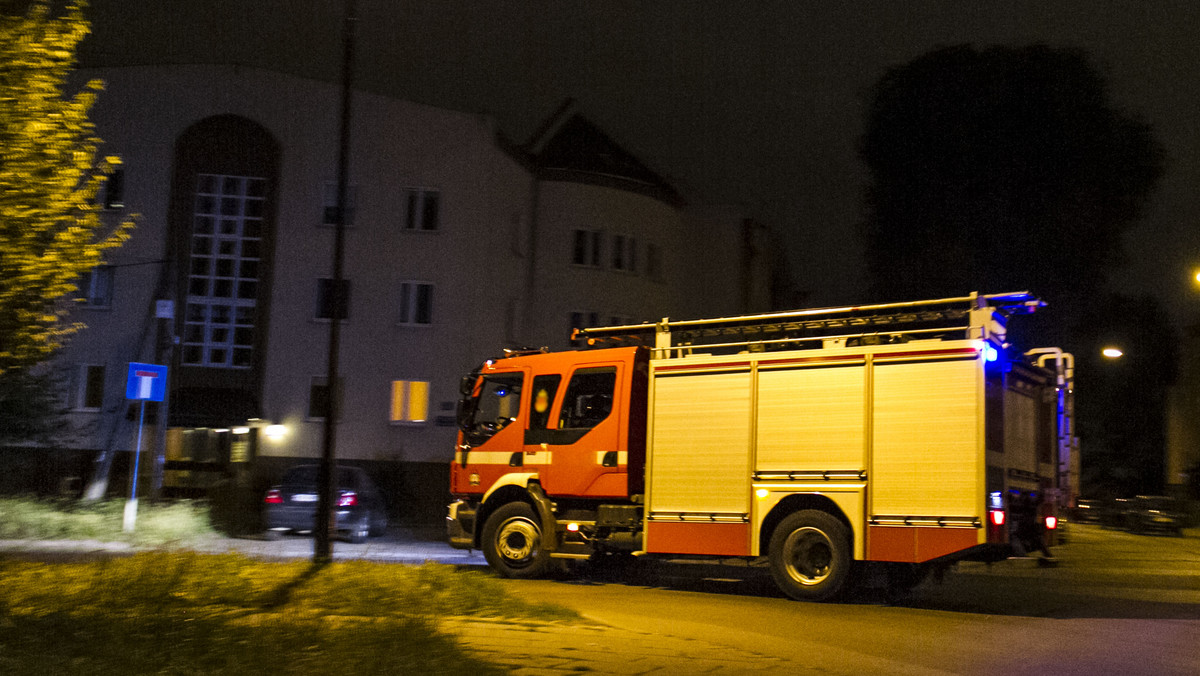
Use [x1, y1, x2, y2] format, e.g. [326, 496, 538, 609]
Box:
[264, 489, 283, 505]
[337, 491, 358, 507]
[990, 510, 1006, 526]
[1044, 515, 1058, 530]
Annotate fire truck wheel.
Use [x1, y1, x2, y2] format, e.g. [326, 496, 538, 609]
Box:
[768, 510, 851, 602]
[482, 502, 551, 578]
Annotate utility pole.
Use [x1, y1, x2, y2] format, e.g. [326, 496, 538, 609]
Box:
[315, 0, 356, 563]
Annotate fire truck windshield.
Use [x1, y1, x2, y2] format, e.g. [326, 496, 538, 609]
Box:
[459, 372, 524, 445]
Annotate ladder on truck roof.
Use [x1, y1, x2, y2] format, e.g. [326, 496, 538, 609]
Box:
[572, 291, 1043, 358]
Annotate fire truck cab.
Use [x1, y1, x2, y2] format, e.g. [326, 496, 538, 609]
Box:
[447, 292, 1075, 601]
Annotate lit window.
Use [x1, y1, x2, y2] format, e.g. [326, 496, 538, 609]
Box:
[77, 266, 114, 308]
[322, 182, 357, 226]
[572, 229, 601, 267]
[391, 380, 430, 423]
[403, 188, 440, 231]
[398, 281, 433, 325]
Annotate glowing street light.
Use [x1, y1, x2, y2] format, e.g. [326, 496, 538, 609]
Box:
[1102, 347, 1124, 359]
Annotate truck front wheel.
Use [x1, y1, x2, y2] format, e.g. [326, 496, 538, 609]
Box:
[768, 510, 851, 602]
[481, 502, 551, 578]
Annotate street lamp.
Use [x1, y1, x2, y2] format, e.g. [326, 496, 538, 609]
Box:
[1102, 347, 1124, 359]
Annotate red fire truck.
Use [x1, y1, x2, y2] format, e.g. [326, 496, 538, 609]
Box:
[447, 292, 1075, 600]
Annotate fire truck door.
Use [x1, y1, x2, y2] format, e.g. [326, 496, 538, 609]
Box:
[528, 364, 624, 497]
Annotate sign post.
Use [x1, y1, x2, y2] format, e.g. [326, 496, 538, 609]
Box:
[124, 363, 167, 532]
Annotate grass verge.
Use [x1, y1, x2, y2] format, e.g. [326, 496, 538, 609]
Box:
[0, 496, 217, 547]
[0, 551, 578, 674]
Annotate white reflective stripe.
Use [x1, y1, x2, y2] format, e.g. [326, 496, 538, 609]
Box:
[594, 451, 628, 465]
[459, 450, 518, 464]
[459, 450, 555, 464]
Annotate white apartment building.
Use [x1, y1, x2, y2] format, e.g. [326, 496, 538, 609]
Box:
[47, 65, 777, 516]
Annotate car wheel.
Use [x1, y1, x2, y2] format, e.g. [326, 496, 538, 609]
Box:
[481, 502, 551, 579]
[768, 510, 852, 602]
[347, 516, 370, 544]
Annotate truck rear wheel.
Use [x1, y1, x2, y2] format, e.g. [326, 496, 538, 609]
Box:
[481, 502, 551, 578]
[768, 510, 851, 602]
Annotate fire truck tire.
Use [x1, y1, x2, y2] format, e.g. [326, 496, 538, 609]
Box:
[482, 502, 551, 578]
[768, 510, 851, 602]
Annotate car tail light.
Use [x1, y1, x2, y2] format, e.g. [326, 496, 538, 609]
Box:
[990, 510, 1006, 526]
[1044, 515, 1058, 530]
[337, 491, 358, 507]
[264, 489, 283, 504]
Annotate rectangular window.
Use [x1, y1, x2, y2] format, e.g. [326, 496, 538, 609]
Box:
[572, 229, 601, 267]
[316, 278, 351, 321]
[611, 234, 637, 272]
[102, 168, 125, 210]
[322, 182, 357, 226]
[308, 376, 343, 420]
[403, 188, 440, 231]
[73, 364, 106, 411]
[569, 311, 599, 346]
[390, 380, 430, 423]
[183, 173, 264, 368]
[77, 266, 114, 308]
[398, 281, 433, 325]
[646, 242, 662, 281]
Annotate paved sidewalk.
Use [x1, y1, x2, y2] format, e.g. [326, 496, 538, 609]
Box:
[441, 616, 801, 675]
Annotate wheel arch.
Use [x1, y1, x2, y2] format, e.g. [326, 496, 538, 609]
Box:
[759, 493, 854, 557]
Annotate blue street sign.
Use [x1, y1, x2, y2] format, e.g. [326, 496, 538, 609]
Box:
[125, 362, 168, 402]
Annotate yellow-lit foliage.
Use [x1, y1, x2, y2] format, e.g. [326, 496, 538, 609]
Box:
[0, 1, 134, 374]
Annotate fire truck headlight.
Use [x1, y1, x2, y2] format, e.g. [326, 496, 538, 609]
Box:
[755, 488, 769, 499]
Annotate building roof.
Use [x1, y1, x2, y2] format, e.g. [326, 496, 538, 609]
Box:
[525, 99, 684, 207]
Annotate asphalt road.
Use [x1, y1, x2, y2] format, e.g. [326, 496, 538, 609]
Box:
[498, 524, 1200, 675]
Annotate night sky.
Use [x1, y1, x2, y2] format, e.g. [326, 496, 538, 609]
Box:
[80, 1, 1200, 322]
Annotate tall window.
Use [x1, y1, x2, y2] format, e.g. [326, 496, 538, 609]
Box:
[322, 182, 357, 226]
[572, 229, 601, 267]
[71, 364, 106, 411]
[403, 188, 440, 231]
[390, 380, 430, 423]
[183, 174, 264, 368]
[611, 234, 637, 272]
[315, 278, 352, 321]
[77, 266, 114, 308]
[308, 376, 343, 420]
[398, 281, 433, 325]
[101, 168, 124, 210]
[569, 311, 599, 346]
[646, 242, 662, 281]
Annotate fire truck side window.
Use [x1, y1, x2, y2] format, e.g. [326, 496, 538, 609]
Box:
[467, 373, 524, 442]
[529, 374, 562, 431]
[558, 367, 616, 431]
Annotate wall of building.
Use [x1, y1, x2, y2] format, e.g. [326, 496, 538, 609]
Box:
[40, 65, 778, 514]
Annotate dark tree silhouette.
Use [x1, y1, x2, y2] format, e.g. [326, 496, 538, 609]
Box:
[858, 44, 1172, 495]
[859, 44, 1161, 307]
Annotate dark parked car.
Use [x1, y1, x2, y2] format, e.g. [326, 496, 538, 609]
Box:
[1118, 496, 1186, 536]
[1072, 498, 1105, 524]
[264, 465, 388, 543]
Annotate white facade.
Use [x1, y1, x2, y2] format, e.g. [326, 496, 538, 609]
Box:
[51, 65, 775, 479]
